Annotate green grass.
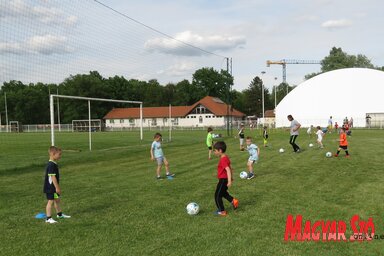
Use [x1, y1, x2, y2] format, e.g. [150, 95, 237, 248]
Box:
[1, 129, 384, 255]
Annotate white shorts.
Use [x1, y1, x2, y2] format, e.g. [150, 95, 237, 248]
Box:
[248, 156, 258, 163]
[240, 138, 244, 145]
[317, 137, 323, 142]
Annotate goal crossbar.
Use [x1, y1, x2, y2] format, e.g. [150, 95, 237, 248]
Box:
[50, 94, 143, 151]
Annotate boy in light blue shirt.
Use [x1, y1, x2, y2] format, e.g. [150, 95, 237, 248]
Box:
[150, 133, 174, 180]
[245, 137, 259, 180]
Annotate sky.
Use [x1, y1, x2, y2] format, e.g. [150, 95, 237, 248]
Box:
[1, 0, 383, 92]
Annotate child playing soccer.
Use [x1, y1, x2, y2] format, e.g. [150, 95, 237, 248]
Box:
[307, 125, 313, 138]
[238, 124, 245, 151]
[213, 141, 239, 216]
[334, 128, 350, 158]
[206, 127, 215, 160]
[262, 126, 269, 147]
[245, 137, 260, 180]
[150, 133, 175, 179]
[315, 126, 324, 148]
[43, 146, 71, 224]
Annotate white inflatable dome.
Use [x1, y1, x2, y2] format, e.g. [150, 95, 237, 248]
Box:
[275, 68, 384, 127]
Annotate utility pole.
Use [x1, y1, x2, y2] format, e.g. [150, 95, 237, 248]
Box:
[261, 71, 266, 126]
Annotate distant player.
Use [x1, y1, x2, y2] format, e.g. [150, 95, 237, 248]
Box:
[262, 126, 269, 147]
[287, 115, 301, 153]
[334, 128, 350, 158]
[238, 124, 245, 151]
[245, 137, 260, 180]
[315, 126, 324, 148]
[206, 127, 214, 160]
[150, 133, 175, 179]
[307, 125, 313, 138]
[213, 141, 238, 216]
[328, 116, 333, 133]
[43, 146, 71, 224]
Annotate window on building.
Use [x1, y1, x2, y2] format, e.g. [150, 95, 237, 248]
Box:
[199, 116, 203, 123]
[163, 118, 168, 124]
[152, 118, 157, 126]
[120, 119, 124, 123]
[173, 118, 179, 125]
[129, 118, 135, 124]
[110, 119, 115, 124]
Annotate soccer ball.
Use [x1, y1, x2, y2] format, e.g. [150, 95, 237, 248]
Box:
[186, 202, 200, 215]
[309, 143, 314, 148]
[240, 171, 248, 179]
[326, 152, 332, 158]
[279, 148, 285, 153]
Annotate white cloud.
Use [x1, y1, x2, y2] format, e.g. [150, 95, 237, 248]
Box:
[0, 35, 72, 55]
[145, 31, 246, 56]
[321, 19, 352, 29]
[0, 0, 78, 26]
[157, 62, 197, 77]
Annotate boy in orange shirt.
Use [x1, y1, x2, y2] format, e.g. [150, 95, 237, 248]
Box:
[334, 128, 350, 157]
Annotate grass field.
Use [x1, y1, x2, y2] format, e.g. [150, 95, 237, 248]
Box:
[1, 128, 384, 255]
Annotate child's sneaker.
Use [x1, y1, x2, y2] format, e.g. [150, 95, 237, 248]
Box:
[166, 173, 175, 177]
[247, 173, 255, 180]
[214, 210, 227, 216]
[45, 218, 57, 224]
[57, 213, 71, 219]
[334, 154, 338, 157]
[156, 176, 163, 180]
[232, 198, 239, 210]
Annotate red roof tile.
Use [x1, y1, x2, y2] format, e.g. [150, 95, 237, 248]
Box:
[103, 96, 245, 119]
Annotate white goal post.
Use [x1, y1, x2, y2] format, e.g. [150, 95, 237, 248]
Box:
[50, 94, 143, 151]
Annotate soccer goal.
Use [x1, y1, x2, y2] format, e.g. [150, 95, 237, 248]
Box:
[50, 95, 143, 151]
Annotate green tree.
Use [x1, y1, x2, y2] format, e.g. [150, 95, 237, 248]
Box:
[305, 47, 375, 79]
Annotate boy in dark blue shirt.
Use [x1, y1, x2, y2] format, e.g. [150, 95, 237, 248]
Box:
[43, 146, 71, 223]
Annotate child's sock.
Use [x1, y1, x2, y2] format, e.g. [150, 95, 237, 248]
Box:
[57, 212, 62, 217]
[336, 150, 340, 155]
[345, 151, 349, 155]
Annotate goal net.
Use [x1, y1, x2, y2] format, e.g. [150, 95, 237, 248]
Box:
[50, 94, 143, 151]
[72, 119, 103, 132]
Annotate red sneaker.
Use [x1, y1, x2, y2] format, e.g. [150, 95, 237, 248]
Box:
[232, 198, 239, 210]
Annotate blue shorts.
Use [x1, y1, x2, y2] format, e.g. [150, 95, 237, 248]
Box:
[156, 157, 167, 166]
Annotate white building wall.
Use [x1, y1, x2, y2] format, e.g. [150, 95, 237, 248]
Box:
[104, 114, 243, 128]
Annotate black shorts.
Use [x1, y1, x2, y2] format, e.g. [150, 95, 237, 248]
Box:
[46, 193, 60, 200]
[208, 146, 212, 150]
[339, 145, 348, 150]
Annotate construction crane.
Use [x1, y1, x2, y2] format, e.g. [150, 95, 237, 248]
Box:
[266, 59, 321, 84]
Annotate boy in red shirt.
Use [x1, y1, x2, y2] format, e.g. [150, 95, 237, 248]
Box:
[213, 141, 239, 216]
[334, 128, 350, 157]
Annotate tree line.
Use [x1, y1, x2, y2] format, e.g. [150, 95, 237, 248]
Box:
[0, 47, 381, 124]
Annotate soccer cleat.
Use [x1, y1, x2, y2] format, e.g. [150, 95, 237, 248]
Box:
[232, 198, 239, 210]
[57, 213, 71, 219]
[334, 154, 338, 157]
[45, 218, 57, 224]
[214, 210, 227, 216]
[247, 173, 255, 180]
[166, 173, 175, 177]
[156, 176, 163, 180]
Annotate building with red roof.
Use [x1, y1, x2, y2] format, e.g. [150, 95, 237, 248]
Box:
[103, 96, 245, 128]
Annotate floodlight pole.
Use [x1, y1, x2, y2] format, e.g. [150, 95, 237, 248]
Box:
[140, 103, 143, 141]
[50, 95, 55, 146]
[169, 104, 172, 142]
[4, 92, 9, 133]
[88, 100, 92, 151]
[261, 71, 266, 126]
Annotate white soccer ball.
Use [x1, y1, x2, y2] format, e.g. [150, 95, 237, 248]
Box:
[279, 148, 285, 153]
[326, 152, 332, 158]
[240, 171, 248, 179]
[186, 202, 200, 215]
[309, 143, 314, 148]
